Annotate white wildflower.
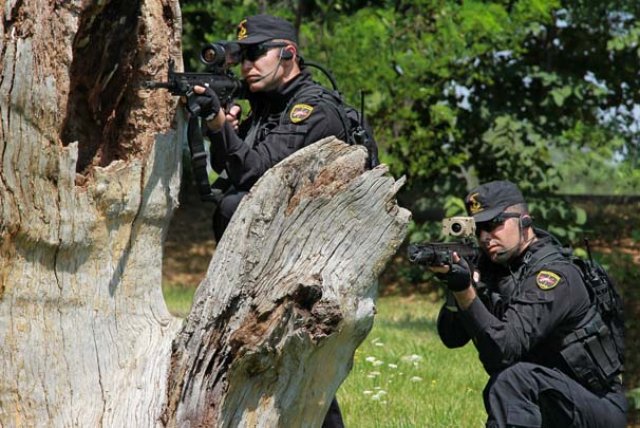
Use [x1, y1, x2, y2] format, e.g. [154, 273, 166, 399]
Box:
[401, 354, 423, 364]
[367, 371, 381, 378]
[371, 390, 388, 403]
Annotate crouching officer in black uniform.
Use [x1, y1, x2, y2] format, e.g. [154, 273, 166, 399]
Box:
[188, 14, 359, 428]
[433, 181, 627, 427]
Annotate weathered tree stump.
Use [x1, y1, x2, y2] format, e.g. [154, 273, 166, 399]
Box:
[163, 137, 409, 426]
[0, 1, 410, 426]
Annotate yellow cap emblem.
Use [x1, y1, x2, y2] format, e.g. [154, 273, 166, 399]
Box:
[289, 104, 314, 123]
[468, 193, 483, 214]
[536, 271, 561, 290]
[237, 19, 248, 40]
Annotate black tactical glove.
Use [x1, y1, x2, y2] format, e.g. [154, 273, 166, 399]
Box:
[436, 258, 473, 292]
[186, 86, 221, 120]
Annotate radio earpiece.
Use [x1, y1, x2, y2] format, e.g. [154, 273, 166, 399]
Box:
[280, 48, 293, 60]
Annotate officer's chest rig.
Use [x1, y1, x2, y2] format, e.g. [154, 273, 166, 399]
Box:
[244, 104, 279, 148]
[481, 236, 623, 396]
[279, 85, 379, 168]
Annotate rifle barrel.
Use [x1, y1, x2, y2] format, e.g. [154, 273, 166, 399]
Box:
[142, 81, 171, 90]
[407, 242, 479, 266]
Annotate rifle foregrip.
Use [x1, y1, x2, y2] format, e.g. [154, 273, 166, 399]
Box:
[407, 242, 479, 266]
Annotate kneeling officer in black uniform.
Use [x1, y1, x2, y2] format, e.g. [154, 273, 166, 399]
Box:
[433, 180, 627, 427]
[188, 14, 363, 243]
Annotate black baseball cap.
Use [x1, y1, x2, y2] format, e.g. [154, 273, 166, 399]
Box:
[465, 180, 526, 222]
[235, 14, 298, 45]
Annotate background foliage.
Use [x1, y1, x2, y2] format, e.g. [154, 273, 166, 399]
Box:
[180, 0, 639, 237]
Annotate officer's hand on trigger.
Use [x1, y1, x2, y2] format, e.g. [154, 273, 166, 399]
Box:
[226, 104, 242, 132]
[186, 85, 225, 130]
[431, 252, 474, 292]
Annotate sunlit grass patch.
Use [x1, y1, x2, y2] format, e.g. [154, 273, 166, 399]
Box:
[339, 296, 488, 427]
[162, 282, 195, 317]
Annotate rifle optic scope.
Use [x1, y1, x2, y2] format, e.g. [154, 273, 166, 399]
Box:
[200, 42, 240, 68]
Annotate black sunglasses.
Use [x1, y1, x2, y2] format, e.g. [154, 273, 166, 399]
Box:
[475, 212, 521, 235]
[240, 42, 287, 62]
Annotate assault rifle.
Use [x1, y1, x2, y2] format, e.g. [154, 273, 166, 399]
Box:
[407, 216, 481, 267]
[143, 43, 247, 114]
[143, 59, 246, 114]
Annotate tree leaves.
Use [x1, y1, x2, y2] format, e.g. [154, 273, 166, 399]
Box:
[179, 0, 640, 241]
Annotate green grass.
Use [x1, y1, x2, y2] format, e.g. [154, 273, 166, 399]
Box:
[162, 285, 488, 426]
[338, 296, 488, 427]
[163, 283, 195, 317]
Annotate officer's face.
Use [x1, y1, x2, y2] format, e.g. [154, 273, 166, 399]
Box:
[240, 42, 288, 92]
[477, 213, 523, 264]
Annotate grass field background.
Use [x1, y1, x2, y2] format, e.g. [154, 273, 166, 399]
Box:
[163, 284, 488, 426]
[337, 296, 487, 427]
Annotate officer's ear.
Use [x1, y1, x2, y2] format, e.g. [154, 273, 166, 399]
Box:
[280, 45, 295, 60]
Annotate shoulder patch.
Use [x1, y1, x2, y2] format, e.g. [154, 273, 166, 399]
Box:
[536, 270, 561, 290]
[289, 104, 314, 123]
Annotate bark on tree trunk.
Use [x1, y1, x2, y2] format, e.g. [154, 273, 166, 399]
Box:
[0, 1, 410, 427]
[163, 138, 409, 426]
[0, 1, 185, 425]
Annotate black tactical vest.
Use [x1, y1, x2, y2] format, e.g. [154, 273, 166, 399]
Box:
[482, 231, 623, 395]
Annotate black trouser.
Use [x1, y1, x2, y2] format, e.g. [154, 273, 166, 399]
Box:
[322, 398, 344, 428]
[212, 190, 248, 242]
[484, 362, 627, 427]
[212, 191, 345, 427]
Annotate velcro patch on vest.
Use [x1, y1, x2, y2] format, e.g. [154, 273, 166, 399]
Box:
[289, 104, 314, 123]
[536, 270, 561, 290]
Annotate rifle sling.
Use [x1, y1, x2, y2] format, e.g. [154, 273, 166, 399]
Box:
[187, 116, 217, 202]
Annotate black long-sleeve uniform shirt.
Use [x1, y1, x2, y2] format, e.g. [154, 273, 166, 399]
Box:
[206, 70, 347, 191]
[437, 235, 591, 376]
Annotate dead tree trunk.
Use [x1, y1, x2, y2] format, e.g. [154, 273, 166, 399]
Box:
[0, 1, 410, 427]
[0, 1, 185, 425]
[163, 138, 409, 426]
